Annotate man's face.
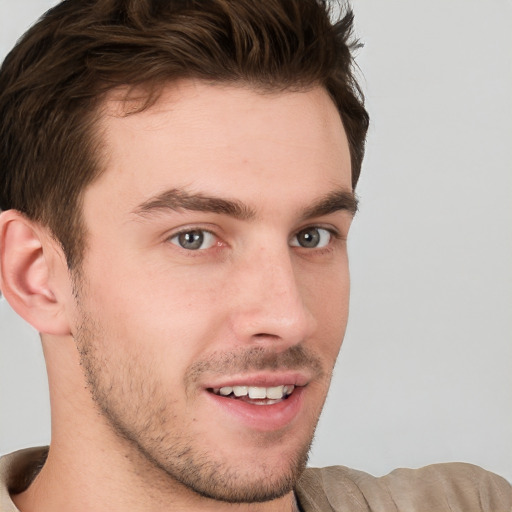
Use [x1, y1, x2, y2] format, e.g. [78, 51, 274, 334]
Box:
[72, 82, 354, 502]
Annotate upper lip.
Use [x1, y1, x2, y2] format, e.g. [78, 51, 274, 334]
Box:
[203, 371, 311, 390]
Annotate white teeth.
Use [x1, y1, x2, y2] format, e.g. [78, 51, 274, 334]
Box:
[212, 384, 295, 400]
[266, 385, 285, 399]
[248, 387, 266, 399]
[233, 386, 248, 397]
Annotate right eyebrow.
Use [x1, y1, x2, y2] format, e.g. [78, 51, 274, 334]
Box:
[300, 189, 358, 220]
[132, 188, 256, 221]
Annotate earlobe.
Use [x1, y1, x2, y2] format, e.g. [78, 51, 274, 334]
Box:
[0, 210, 71, 336]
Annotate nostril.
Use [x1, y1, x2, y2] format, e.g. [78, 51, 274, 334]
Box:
[253, 333, 280, 340]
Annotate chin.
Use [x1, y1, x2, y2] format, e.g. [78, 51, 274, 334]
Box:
[161, 443, 310, 503]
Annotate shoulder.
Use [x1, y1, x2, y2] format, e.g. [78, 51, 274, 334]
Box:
[295, 463, 512, 512]
[0, 447, 49, 512]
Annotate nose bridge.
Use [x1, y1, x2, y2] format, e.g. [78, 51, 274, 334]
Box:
[229, 242, 316, 345]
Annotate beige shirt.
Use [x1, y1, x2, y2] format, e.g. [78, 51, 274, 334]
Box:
[1, 447, 511, 511]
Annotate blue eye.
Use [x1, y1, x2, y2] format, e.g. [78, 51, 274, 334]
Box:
[290, 227, 332, 248]
[170, 230, 216, 250]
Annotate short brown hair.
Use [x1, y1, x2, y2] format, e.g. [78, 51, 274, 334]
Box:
[0, 0, 369, 270]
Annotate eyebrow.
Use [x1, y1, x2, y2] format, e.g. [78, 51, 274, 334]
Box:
[133, 188, 256, 220]
[300, 189, 358, 219]
[132, 187, 357, 220]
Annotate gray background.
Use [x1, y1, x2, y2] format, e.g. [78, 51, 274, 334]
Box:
[1, 0, 511, 482]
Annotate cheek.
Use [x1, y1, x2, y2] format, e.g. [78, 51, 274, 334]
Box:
[301, 260, 350, 354]
[301, 253, 349, 310]
[79, 257, 226, 365]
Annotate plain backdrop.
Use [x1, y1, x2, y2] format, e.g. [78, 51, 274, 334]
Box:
[1, 0, 511, 483]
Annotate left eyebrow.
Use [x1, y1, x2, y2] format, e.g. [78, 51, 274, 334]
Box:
[300, 189, 358, 220]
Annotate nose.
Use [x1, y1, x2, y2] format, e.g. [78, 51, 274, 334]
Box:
[227, 244, 317, 348]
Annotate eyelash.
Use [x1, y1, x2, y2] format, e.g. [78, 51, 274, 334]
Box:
[167, 225, 341, 253]
[168, 228, 220, 251]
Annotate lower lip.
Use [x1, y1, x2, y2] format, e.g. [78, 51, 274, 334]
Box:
[204, 387, 306, 432]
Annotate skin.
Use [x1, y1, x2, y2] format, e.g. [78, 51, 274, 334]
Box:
[1, 81, 355, 511]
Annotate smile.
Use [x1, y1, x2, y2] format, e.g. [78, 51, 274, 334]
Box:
[209, 385, 295, 404]
[204, 379, 306, 431]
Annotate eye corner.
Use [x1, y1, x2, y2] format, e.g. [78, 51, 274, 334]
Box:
[169, 228, 217, 251]
[290, 226, 334, 249]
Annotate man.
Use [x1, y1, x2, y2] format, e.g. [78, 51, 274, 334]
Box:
[0, 1, 510, 511]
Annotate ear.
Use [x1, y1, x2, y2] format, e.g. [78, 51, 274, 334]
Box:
[0, 210, 71, 335]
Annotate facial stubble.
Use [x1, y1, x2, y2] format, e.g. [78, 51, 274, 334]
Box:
[72, 297, 331, 504]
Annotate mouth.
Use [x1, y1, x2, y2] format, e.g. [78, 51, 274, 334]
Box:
[202, 372, 310, 431]
[207, 384, 295, 405]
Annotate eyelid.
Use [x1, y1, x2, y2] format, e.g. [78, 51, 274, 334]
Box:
[165, 224, 224, 251]
[289, 225, 340, 249]
[165, 223, 218, 239]
[163, 222, 342, 253]
[295, 224, 341, 237]
[170, 230, 216, 250]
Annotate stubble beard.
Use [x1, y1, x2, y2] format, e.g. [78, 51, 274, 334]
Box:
[72, 305, 327, 504]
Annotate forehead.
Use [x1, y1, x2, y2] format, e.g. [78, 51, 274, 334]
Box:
[89, 81, 351, 215]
